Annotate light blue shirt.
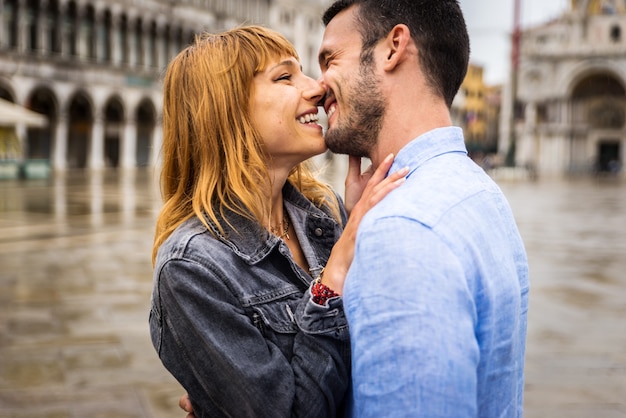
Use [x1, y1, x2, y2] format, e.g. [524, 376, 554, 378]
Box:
[344, 127, 529, 417]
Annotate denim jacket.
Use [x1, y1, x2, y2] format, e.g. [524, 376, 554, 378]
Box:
[149, 182, 350, 418]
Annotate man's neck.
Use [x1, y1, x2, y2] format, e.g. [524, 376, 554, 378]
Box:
[369, 102, 452, 169]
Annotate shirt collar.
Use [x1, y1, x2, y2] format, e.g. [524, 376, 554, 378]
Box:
[390, 126, 468, 176]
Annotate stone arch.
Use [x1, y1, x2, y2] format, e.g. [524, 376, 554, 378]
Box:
[572, 73, 626, 98]
[570, 71, 626, 173]
[25, 87, 57, 160]
[66, 91, 93, 169]
[104, 96, 125, 168]
[561, 60, 626, 97]
[135, 98, 156, 167]
[571, 72, 626, 128]
[0, 82, 16, 101]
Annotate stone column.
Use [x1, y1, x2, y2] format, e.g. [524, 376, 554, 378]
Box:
[17, 0, 28, 53]
[77, 7, 87, 59]
[112, 14, 122, 65]
[521, 101, 537, 166]
[53, 112, 68, 171]
[121, 117, 137, 169]
[128, 17, 138, 67]
[88, 112, 105, 170]
[142, 22, 150, 69]
[150, 120, 163, 168]
[0, 0, 4, 49]
[160, 25, 170, 68]
[38, 0, 49, 55]
[15, 122, 27, 162]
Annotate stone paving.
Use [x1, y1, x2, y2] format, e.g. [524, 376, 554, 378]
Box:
[0, 170, 183, 418]
[0, 168, 625, 417]
[499, 178, 626, 418]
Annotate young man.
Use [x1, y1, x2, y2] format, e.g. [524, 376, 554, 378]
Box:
[318, 1, 529, 416]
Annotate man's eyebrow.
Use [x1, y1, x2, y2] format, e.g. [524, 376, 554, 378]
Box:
[318, 49, 330, 66]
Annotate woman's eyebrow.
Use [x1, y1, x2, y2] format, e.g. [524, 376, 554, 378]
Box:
[268, 59, 301, 72]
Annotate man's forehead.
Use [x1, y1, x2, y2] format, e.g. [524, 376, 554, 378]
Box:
[320, 11, 359, 53]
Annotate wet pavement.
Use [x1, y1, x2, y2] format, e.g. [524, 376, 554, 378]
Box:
[0, 170, 182, 418]
[0, 167, 625, 417]
[499, 176, 626, 418]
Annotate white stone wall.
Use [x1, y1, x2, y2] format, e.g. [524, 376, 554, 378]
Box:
[500, 7, 626, 178]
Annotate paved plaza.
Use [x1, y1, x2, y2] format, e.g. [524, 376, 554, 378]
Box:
[0, 170, 183, 418]
[0, 168, 625, 417]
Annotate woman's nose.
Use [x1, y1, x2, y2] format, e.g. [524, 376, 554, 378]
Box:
[304, 78, 326, 104]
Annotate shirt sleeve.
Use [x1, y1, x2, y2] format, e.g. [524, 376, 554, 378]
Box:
[150, 258, 350, 418]
[343, 216, 479, 417]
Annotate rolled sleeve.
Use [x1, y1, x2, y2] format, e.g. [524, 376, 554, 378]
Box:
[296, 289, 348, 335]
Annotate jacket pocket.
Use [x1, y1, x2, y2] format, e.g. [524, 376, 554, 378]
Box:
[251, 297, 299, 334]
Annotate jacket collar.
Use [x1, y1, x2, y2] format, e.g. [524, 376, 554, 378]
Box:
[204, 182, 339, 265]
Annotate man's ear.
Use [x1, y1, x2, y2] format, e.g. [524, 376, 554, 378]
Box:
[383, 24, 412, 72]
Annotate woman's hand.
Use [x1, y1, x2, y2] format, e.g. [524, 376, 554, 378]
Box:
[179, 393, 195, 418]
[343, 155, 374, 216]
[320, 153, 408, 294]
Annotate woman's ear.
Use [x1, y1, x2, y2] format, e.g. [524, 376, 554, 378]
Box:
[383, 24, 412, 72]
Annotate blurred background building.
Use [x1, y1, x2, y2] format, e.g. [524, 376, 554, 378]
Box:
[500, 0, 626, 177]
[0, 0, 330, 178]
[456, 63, 501, 160]
[2, 0, 625, 181]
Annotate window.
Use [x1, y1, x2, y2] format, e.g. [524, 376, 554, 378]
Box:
[47, 0, 60, 53]
[4, 0, 19, 49]
[610, 25, 621, 42]
[66, 2, 78, 56]
[26, 0, 39, 51]
[134, 18, 144, 66]
[103, 11, 112, 62]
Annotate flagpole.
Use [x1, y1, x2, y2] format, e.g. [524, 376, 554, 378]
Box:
[506, 0, 522, 166]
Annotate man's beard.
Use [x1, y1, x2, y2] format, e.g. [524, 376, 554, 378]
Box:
[324, 64, 385, 158]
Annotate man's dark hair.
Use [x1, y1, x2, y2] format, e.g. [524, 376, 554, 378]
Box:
[323, 0, 470, 108]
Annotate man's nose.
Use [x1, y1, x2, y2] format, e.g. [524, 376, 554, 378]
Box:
[317, 76, 328, 91]
[316, 77, 329, 107]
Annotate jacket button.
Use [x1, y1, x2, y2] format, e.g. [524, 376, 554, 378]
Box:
[314, 228, 323, 236]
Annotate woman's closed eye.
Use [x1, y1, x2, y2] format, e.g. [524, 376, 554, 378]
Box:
[276, 74, 292, 82]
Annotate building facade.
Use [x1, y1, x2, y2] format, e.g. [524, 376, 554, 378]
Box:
[0, 0, 330, 173]
[500, 0, 626, 177]
[460, 64, 487, 154]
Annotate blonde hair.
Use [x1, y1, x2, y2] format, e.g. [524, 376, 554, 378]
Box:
[152, 26, 341, 264]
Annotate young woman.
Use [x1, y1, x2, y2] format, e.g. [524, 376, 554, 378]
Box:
[149, 26, 406, 417]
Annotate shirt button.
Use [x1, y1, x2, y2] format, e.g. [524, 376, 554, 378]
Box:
[314, 228, 323, 236]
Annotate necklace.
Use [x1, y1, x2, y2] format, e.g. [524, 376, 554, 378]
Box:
[269, 217, 290, 240]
